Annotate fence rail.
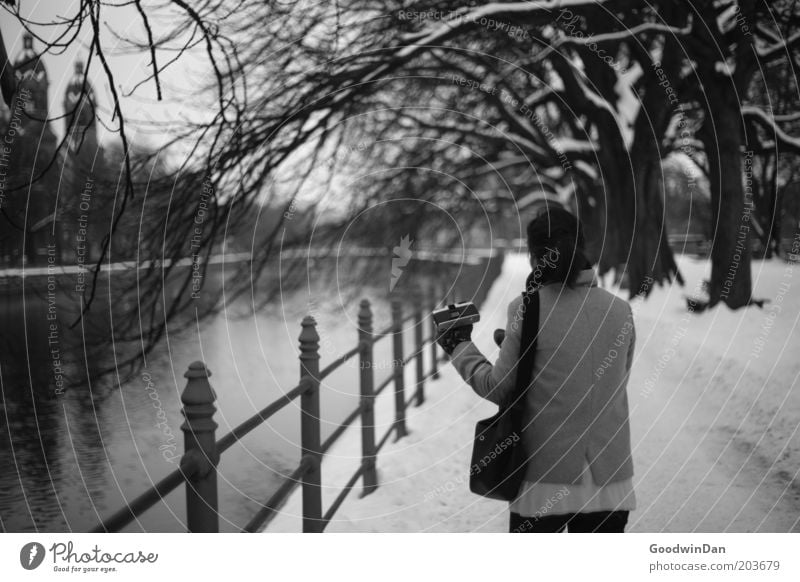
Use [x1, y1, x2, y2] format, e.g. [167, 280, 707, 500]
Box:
[91, 286, 449, 534]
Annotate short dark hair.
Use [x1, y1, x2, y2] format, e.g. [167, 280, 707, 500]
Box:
[526, 207, 590, 287]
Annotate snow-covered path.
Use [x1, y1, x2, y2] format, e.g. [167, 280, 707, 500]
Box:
[267, 253, 800, 532]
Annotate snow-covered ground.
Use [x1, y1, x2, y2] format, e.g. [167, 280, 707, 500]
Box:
[266, 252, 800, 532]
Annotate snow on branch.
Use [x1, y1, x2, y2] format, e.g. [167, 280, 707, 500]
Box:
[742, 106, 800, 154]
[396, 110, 550, 160]
[337, 1, 612, 110]
[574, 159, 598, 179]
[775, 112, 800, 123]
[757, 31, 800, 61]
[458, 155, 532, 179]
[557, 20, 692, 48]
[397, 0, 610, 46]
[574, 72, 617, 118]
[523, 87, 556, 109]
[754, 23, 783, 45]
[553, 136, 595, 154]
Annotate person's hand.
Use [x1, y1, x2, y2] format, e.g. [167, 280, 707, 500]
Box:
[436, 324, 473, 355]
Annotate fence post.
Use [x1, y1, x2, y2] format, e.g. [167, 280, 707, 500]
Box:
[391, 299, 408, 439]
[429, 282, 440, 379]
[358, 299, 378, 495]
[299, 316, 323, 533]
[413, 287, 425, 406]
[180, 361, 219, 533]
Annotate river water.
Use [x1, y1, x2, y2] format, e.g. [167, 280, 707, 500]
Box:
[0, 263, 429, 532]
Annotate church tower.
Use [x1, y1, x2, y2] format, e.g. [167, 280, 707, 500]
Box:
[15, 33, 51, 121]
[1, 33, 59, 266]
[63, 59, 98, 156]
[60, 56, 104, 266]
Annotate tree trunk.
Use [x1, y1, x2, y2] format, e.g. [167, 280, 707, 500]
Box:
[701, 83, 753, 309]
[592, 123, 634, 276]
[625, 25, 684, 298]
[567, 56, 636, 280]
[629, 144, 683, 294]
[628, 101, 682, 295]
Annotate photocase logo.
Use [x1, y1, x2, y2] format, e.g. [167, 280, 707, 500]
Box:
[20, 542, 46, 570]
[390, 234, 413, 291]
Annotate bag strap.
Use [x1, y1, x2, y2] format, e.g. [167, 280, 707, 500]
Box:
[505, 282, 540, 486]
[516, 288, 540, 397]
[500, 280, 540, 410]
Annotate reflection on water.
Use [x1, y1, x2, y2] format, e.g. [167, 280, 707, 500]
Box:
[0, 271, 411, 532]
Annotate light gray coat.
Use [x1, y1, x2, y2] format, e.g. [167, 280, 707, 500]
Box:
[452, 269, 635, 485]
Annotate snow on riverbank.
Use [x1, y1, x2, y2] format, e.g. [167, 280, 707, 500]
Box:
[266, 253, 800, 532]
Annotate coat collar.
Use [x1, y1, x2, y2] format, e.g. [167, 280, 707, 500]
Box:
[574, 268, 598, 287]
[536, 268, 598, 289]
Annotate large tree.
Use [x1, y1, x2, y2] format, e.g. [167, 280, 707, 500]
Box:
[3, 0, 800, 381]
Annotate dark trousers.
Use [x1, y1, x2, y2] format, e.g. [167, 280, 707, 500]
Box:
[509, 510, 629, 533]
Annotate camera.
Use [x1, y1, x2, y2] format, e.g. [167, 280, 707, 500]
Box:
[432, 301, 480, 334]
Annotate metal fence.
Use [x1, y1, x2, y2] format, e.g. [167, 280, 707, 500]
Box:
[91, 286, 448, 533]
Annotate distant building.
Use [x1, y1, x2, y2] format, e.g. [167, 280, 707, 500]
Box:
[57, 58, 107, 265]
[0, 33, 58, 265]
[0, 34, 106, 267]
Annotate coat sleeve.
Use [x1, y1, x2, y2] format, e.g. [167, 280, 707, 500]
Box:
[450, 298, 523, 405]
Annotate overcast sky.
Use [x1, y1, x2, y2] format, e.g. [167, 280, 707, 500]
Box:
[1, 0, 202, 152]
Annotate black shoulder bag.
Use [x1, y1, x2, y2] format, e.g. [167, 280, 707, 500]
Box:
[469, 286, 539, 501]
